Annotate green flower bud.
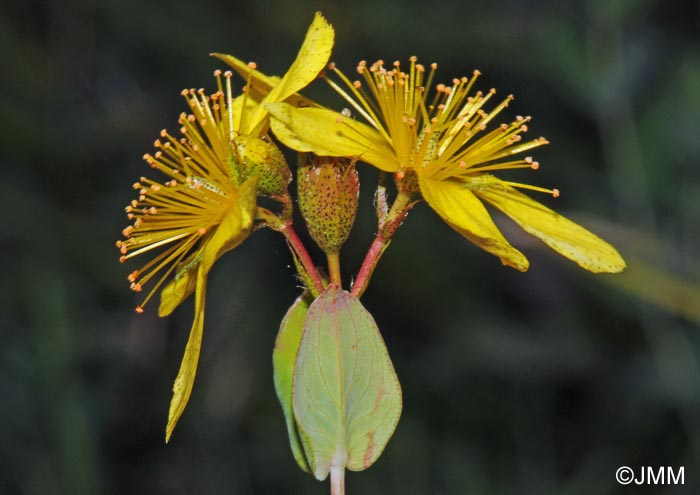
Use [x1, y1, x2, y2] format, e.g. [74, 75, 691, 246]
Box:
[235, 135, 292, 197]
[298, 155, 359, 254]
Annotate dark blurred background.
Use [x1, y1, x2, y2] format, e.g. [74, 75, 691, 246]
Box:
[2, 0, 700, 493]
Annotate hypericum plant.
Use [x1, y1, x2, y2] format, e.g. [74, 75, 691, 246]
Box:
[117, 12, 625, 494]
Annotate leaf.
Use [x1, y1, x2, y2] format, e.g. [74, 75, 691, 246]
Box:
[475, 178, 626, 273]
[292, 287, 402, 480]
[418, 174, 530, 271]
[267, 102, 399, 172]
[273, 294, 312, 472]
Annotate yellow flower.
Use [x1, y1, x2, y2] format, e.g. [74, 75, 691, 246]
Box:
[118, 13, 334, 443]
[118, 74, 259, 443]
[267, 58, 626, 273]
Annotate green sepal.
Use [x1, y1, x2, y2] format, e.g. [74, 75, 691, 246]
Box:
[273, 293, 313, 472]
[292, 286, 402, 480]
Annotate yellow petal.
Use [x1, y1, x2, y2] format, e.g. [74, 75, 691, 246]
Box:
[475, 179, 626, 273]
[259, 13, 333, 104]
[230, 94, 262, 137]
[166, 264, 207, 443]
[158, 178, 258, 317]
[249, 12, 334, 134]
[210, 54, 316, 110]
[418, 174, 529, 271]
[267, 102, 400, 172]
[159, 261, 197, 317]
[211, 52, 281, 93]
[201, 177, 258, 272]
[163, 178, 258, 442]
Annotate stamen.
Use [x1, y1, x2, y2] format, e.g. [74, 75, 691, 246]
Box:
[500, 180, 560, 197]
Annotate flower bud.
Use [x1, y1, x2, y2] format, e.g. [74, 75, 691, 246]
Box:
[298, 155, 359, 253]
[235, 135, 292, 197]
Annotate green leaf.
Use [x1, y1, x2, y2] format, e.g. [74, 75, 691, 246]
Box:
[293, 287, 402, 480]
[273, 294, 312, 472]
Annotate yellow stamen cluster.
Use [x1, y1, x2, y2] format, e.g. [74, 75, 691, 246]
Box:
[117, 71, 242, 312]
[326, 57, 558, 197]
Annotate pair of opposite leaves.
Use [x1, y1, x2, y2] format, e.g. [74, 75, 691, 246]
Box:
[273, 287, 402, 481]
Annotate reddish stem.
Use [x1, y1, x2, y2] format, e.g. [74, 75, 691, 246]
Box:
[351, 191, 413, 298]
[280, 222, 325, 295]
[351, 236, 386, 298]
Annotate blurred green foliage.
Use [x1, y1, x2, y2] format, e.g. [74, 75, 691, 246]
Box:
[1, 0, 699, 494]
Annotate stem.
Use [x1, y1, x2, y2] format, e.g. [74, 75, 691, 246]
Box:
[351, 237, 385, 298]
[351, 191, 413, 298]
[330, 466, 345, 495]
[256, 207, 325, 295]
[327, 251, 342, 287]
[280, 222, 325, 295]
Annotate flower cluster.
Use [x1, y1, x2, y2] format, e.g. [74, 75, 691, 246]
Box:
[118, 12, 624, 444]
